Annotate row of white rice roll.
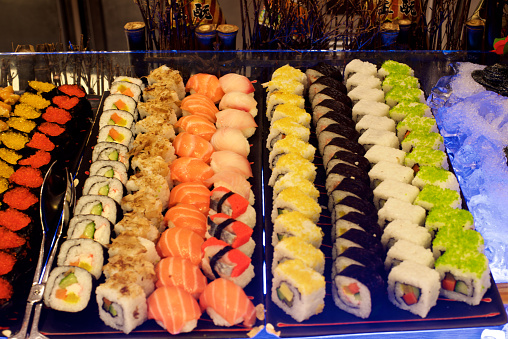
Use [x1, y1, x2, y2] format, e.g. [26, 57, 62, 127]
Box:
[340, 59, 489, 319]
[146, 71, 261, 334]
[262, 64, 327, 323]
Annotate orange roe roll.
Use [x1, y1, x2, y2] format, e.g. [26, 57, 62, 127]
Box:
[3, 187, 38, 210]
[0, 208, 31, 231]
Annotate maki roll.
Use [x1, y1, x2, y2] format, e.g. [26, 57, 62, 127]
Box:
[389, 101, 432, 123]
[271, 103, 311, 128]
[385, 86, 425, 107]
[384, 239, 435, 272]
[268, 135, 316, 168]
[273, 172, 320, 202]
[425, 206, 475, 236]
[387, 261, 440, 318]
[412, 166, 460, 192]
[332, 228, 384, 260]
[265, 91, 305, 122]
[272, 64, 308, 88]
[305, 62, 343, 84]
[109, 234, 160, 265]
[312, 99, 353, 125]
[82, 176, 124, 204]
[396, 115, 438, 142]
[271, 186, 321, 224]
[331, 195, 378, 223]
[378, 60, 415, 79]
[381, 219, 432, 250]
[308, 76, 347, 102]
[322, 137, 366, 166]
[67, 214, 112, 246]
[373, 179, 420, 209]
[332, 246, 385, 278]
[43, 266, 94, 312]
[326, 151, 371, 175]
[266, 117, 310, 150]
[103, 94, 138, 120]
[351, 100, 390, 123]
[74, 195, 120, 224]
[92, 142, 130, 170]
[57, 238, 105, 279]
[368, 161, 415, 188]
[364, 145, 406, 166]
[317, 124, 360, 155]
[263, 77, 305, 98]
[347, 86, 385, 105]
[315, 110, 357, 135]
[268, 153, 317, 187]
[271, 211, 323, 248]
[332, 211, 382, 240]
[413, 185, 462, 211]
[357, 128, 399, 150]
[431, 225, 484, 259]
[312, 87, 352, 109]
[110, 81, 142, 102]
[325, 162, 370, 193]
[114, 212, 161, 243]
[400, 131, 444, 153]
[355, 115, 396, 134]
[382, 73, 420, 93]
[89, 160, 129, 185]
[99, 110, 136, 130]
[328, 178, 374, 212]
[272, 236, 325, 274]
[332, 264, 385, 319]
[271, 259, 326, 322]
[378, 198, 427, 228]
[97, 125, 134, 149]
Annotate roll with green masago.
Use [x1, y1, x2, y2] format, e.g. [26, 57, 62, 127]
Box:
[272, 259, 325, 322]
[271, 211, 323, 248]
[266, 117, 310, 151]
[44, 266, 94, 312]
[352, 100, 390, 123]
[272, 236, 325, 274]
[401, 131, 444, 153]
[436, 248, 491, 306]
[381, 73, 420, 93]
[96, 278, 148, 334]
[82, 176, 124, 204]
[378, 60, 415, 80]
[412, 166, 460, 192]
[384, 239, 435, 272]
[378, 197, 427, 228]
[387, 260, 440, 318]
[364, 145, 406, 166]
[413, 185, 462, 211]
[389, 101, 432, 123]
[271, 103, 311, 128]
[404, 147, 449, 172]
[396, 115, 438, 142]
[266, 91, 305, 122]
[67, 214, 112, 246]
[268, 153, 317, 187]
[385, 86, 425, 108]
[271, 186, 321, 224]
[92, 142, 130, 170]
[373, 179, 420, 209]
[57, 238, 105, 280]
[425, 205, 475, 236]
[268, 135, 316, 169]
[432, 225, 484, 259]
[381, 219, 432, 251]
[332, 264, 385, 319]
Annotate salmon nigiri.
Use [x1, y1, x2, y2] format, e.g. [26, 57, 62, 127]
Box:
[181, 93, 219, 123]
[174, 115, 216, 141]
[210, 150, 252, 178]
[218, 73, 255, 95]
[219, 92, 258, 117]
[156, 227, 204, 265]
[170, 157, 215, 186]
[164, 203, 207, 238]
[215, 109, 258, 138]
[173, 132, 214, 163]
[185, 74, 225, 104]
[199, 278, 256, 327]
[147, 286, 202, 335]
[168, 182, 210, 214]
[155, 257, 207, 298]
[210, 127, 250, 158]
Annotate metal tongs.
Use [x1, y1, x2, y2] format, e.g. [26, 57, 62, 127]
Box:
[10, 161, 75, 339]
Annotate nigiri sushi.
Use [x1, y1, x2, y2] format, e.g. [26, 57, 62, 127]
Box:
[209, 187, 256, 228]
[185, 73, 225, 104]
[180, 93, 219, 123]
[170, 157, 215, 186]
[157, 227, 204, 265]
[168, 182, 211, 215]
[173, 132, 214, 163]
[203, 171, 254, 205]
[218, 73, 255, 96]
[199, 278, 256, 327]
[207, 213, 255, 257]
[210, 127, 250, 157]
[147, 286, 201, 335]
[201, 237, 255, 288]
[174, 115, 216, 141]
[164, 203, 207, 238]
[155, 257, 207, 298]
[215, 109, 258, 138]
[218, 92, 258, 117]
[210, 150, 252, 178]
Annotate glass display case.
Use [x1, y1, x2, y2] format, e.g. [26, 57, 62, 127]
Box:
[0, 50, 507, 339]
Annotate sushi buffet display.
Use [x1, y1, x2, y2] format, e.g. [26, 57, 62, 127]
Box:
[2, 56, 506, 338]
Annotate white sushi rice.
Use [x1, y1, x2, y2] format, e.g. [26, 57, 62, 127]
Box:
[358, 128, 399, 151]
[384, 239, 435, 272]
[373, 179, 420, 209]
[368, 161, 414, 188]
[348, 86, 385, 105]
[364, 145, 406, 165]
[356, 115, 396, 134]
[44, 266, 93, 312]
[381, 219, 432, 250]
[377, 197, 427, 227]
[352, 100, 390, 123]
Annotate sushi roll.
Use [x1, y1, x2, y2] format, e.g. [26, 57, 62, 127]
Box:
[332, 264, 385, 319]
[352, 100, 390, 123]
[312, 87, 352, 109]
[74, 195, 120, 225]
[271, 259, 326, 322]
[317, 124, 360, 155]
[114, 212, 161, 242]
[312, 99, 353, 125]
[412, 166, 460, 192]
[322, 137, 366, 166]
[120, 191, 164, 228]
[382, 73, 420, 93]
[271, 103, 311, 128]
[154, 257, 207, 298]
[82, 176, 124, 204]
[268, 153, 317, 187]
[357, 128, 399, 150]
[332, 211, 382, 240]
[377, 198, 427, 228]
[347, 86, 385, 105]
[67, 214, 112, 246]
[327, 178, 374, 211]
[368, 161, 415, 188]
[265, 91, 305, 122]
[268, 135, 316, 168]
[103, 94, 138, 120]
[137, 97, 180, 120]
[401, 131, 444, 153]
[389, 101, 432, 123]
[91, 142, 130, 170]
[113, 75, 145, 89]
[387, 261, 440, 318]
[96, 278, 147, 334]
[147, 286, 201, 335]
[332, 226, 384, 260]
[345, 73, 382, 92]
[57, 238, 105, 279]
[103, 255, 156, 297]
[201, 237, 255, 288]
[131, 132, 176, 163]
[384, 239, 435, 272]
[207, 213, 255, 257]
[134, 112, 176, 140]
[144, 65, 185, 99]
[266, 117, 310, 150]
[413, 185, 462, 211]
[381, 219, 432, 250]
[325, 162, 370, 193]
[378, 60, 415, 79]
[271, 211, 323, 248]
[308, 76, 347, 102]
[271, 186, 321, 224]
[109, 234, 160, 265]
[344, 59, 378, 80]
[315, 110, 357, 135]
[263, 77, 305, 98]
[209, 187, 256, 228]
[272, 64, 308, 88]
[43, 266, 94, 312]
[272, 237, 325, 274]
[110, 81, 142, 102]
[97, 125, 134, 149]
[273, 172, 320, 202]
[332, 246, 385, 278]
[305, 62, 343, 84]
[126, 172, 171, 208]
[325, 151, 371, 175]
[431, 225, 484, 259]
[396, 115, 438, 142]
[364, 145, 406, 166]
[373, 179, 420, 209]
[355, 115, 396, 134]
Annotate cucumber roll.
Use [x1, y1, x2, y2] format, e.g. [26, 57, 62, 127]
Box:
[271, 259, 325, 322]
[400, 131, 444, 153]
[425, 205, 475, 236]
[387, 261, 440, 318]
[82, 176, 124, 204]
[92, 142, 130, 170]
[43, 266, 94, 312]
[89, 160, 128, 185]
[67, 215, 112, 246]
[74, 195, 120, 225]
[99, 110, 135, 131]
[396, 115, 438, 142]
[389, 101, 432, 123]
[385, 86, 425, 108]
[412, 165, 460, 192]
[332, 264, 384, 319]
[57, 238, 105, 279]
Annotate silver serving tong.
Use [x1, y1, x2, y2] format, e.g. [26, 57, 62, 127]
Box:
[10, 161, 75, 339]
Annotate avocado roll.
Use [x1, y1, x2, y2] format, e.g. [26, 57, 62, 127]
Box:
[99, 110, 135, 131]
[57, 238, 105, 279]
[43, 266, 94, 312]
[89, 160, 128, 185]
[92, 142, 130, 170]
[74, 195, 120, 225]
[82, 176, 125, 204]
[67, 214, 112, 246]
[332, 264, 385, 319]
